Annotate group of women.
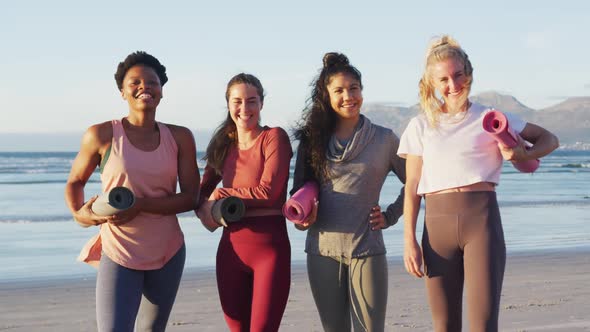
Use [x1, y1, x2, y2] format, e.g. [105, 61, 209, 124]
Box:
[65, 35, 559, 332]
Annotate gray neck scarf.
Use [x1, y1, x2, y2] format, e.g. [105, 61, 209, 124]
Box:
[327, 115, 376, 163]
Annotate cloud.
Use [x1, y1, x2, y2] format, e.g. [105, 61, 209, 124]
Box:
[585, 83, 590, 89]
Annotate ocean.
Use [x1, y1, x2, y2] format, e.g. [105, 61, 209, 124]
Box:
[0, 150, 588, 282]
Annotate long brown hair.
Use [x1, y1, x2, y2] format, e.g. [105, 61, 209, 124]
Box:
[204, 73, 265, 175]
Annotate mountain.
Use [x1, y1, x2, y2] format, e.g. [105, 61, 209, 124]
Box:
[363, 91, 590, 148]
[2, 93, 587, 151]
[470, 91, 535, 115]
[541, 97, 590, 112]
[362, 103, 418, 137]
[534, 97, 590, 147]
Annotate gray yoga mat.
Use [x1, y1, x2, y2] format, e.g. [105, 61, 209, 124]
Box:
[211, 196, 245, 227]
[91, 187, 135, 216]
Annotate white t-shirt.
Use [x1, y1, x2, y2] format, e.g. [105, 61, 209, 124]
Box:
[397, 102, 526, 195]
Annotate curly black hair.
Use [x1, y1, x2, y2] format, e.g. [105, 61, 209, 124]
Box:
[114, 51, 168, 90]
[293, 52, 363, 181]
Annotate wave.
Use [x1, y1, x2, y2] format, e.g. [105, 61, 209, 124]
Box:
[2, 164, 587, 177]
[0, 151, 588, 175]
[0, 210, 197, 224]
[0, 179, 100, 185]
[467, 170, 590, 177]
[0, 168, 73, 174]
[1, 200, 587, 224]
[0, 215, 74, 223]
[560, 163, 590, 168]
[1, 169, 587, 184]
[498, 199, 590, 207]
[0, 166, 209, 175]
[501, 166, 590, 174]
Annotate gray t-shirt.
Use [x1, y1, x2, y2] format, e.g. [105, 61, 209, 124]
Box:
[293, 116, 406, 261]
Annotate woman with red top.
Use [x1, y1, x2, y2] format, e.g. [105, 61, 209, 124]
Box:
[196, 73, 293, 331]
[65, 51, 200, 331]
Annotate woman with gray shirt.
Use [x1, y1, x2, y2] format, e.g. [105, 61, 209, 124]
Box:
[291, 52, 406, 332]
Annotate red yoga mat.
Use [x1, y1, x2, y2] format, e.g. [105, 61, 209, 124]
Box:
[482, 110, 540, 173]
[282, 181, 319, 224]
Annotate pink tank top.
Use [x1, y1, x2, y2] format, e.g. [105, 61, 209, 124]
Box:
[78, 119, 184, 270]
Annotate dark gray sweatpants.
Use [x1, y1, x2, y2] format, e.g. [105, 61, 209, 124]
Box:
[307, 254, 388, 332]
[96, 244, 185, 332]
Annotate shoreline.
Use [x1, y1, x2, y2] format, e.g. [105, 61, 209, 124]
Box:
[2, 248, 590, 331]
[2, 245, 590, 285]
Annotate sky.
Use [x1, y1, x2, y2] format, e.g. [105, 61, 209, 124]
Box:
[2, 0, 589, 136]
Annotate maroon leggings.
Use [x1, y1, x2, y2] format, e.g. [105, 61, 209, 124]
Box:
[216, 216, 291, 332]
[423, 191, 505, 332]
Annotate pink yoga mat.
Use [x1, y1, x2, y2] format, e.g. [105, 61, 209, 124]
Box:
[482, 110, 540, 173]
[282, 181, 319, 224]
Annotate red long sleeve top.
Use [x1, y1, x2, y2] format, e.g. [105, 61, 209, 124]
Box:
[200, 127, 293, 211]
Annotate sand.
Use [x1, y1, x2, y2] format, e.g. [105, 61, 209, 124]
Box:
[1, 249, 589, 332]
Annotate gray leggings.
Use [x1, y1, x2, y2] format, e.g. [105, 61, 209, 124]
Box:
[96, 244, 185, 332]
[307, 254, 388, 332]
[423, 191, 505, 332]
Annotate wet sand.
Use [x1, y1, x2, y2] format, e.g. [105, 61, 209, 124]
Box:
[1, 249, 589, 331]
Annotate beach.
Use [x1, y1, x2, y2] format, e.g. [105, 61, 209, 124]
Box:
[1, 151, 589, 331]
[2, 249, 589, 332]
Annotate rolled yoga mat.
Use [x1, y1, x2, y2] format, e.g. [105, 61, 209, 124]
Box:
[211, 196, 246, 227]
[282, 181, 319, 224]
[482, 110, 540, 173]
[91, 186, 135, 216]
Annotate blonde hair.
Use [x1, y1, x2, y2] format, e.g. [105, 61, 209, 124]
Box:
[418, 35, 473, 127]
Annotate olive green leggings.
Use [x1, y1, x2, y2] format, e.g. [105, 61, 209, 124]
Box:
[307, 254, 388, 332]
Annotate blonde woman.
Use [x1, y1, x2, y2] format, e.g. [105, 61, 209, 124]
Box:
[398, 36, 558, 331]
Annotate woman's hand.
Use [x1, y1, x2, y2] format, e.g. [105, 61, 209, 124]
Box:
[73, 195, 110, 227]
[499, 135, 529, 162]
[404, 237, 424, 278]
[196, 200, 220, 232]
[108, 197, 143, 226]
[295, 199, 318, 230]
[369, 205, 386, 230]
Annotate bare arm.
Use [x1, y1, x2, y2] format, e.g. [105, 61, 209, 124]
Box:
[194, 164, 223, 232]
[500, 122, 560, 161]
[380, 134, 407, 228]
[64, 123, 112, 227]
[199, 164, 223, 205]
[403, 154, 424, 278]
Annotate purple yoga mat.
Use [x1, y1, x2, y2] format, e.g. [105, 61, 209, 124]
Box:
[282, 181, 319, 224]
[482, 110, 540, 173]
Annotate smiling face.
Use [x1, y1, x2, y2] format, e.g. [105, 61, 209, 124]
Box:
[120, 65, 162, 111]
[430, 57, 470, 111]
[327, 73, 363, 121]
[227, 83, 262, 131]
